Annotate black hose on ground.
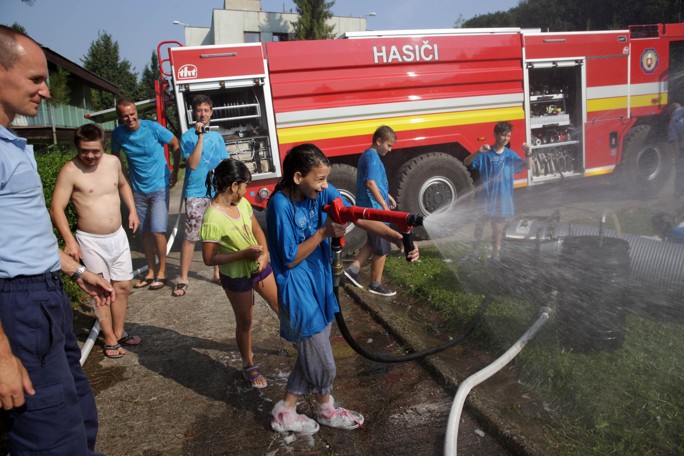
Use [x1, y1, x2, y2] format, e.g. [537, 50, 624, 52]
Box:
[332, 286, 491, 364]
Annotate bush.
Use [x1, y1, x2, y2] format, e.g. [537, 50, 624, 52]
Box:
[35, 146, 87, 305]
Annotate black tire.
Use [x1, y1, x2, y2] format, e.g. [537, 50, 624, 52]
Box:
[621, 125, 674, 196]
[328, 163, 365, 255]
[395, 153, 474, 239]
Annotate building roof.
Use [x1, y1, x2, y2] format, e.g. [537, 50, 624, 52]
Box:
[42, 46, 119, 94]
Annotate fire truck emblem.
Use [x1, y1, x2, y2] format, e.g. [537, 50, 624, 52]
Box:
[177, 64, 198, 80]
[640, 48, 658, 74]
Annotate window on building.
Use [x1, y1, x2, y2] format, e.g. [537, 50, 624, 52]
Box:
[244, 32, 261, 43]
[272, 33, 291, 42]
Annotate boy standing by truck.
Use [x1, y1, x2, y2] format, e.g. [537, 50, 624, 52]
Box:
[51, 123, 142, 358]
[463, 121, 530, 262]
[344, 126, 398, 296]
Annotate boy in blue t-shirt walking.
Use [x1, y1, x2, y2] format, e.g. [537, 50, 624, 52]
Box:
[464, 121, 530, 261]
[344, 126, 398, 296]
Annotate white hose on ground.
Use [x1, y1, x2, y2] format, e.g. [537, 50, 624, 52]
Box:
[79, 196, 184, 366]
[443, 306, 552, 456]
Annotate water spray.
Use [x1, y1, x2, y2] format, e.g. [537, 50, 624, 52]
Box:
[322, 198, 490, 363]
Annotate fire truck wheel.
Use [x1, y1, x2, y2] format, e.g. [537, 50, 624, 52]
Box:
[620, 125, 674, 196]
[328, 163, 365, 255]
[395, 153, 474, 239]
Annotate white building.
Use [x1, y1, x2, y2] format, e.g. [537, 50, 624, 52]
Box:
[180, 0, 371, 46]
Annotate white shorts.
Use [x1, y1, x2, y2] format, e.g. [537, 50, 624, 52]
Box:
[76, 226, 133, 282]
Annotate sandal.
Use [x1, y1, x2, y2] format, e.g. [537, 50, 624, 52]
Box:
[243, 365, 267, 389]
[133, 278, 154, 289]
[103, 343, 125, 359]
[172, 282, 188, 297]
[118, 333, 142, 346]
[148, 279, 166, 291]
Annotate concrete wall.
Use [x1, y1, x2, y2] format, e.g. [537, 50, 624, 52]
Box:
[183, 1, 368, 46]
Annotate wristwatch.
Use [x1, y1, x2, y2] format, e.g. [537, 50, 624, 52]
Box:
[71, 265, 87, 281]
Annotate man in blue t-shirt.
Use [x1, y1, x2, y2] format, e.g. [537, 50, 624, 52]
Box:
[112, 99, 180, 290]
[464, 121, 530, 261]
[173, 95, 228, 297]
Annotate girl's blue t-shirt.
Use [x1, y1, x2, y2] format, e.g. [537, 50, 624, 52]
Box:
[180, 129, 228, 198]
[266, 184, 344, 342]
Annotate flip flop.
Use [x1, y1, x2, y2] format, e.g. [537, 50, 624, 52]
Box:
[118, 334, 142, 346]
[103, 343, 125, 359]
[148, 279, 165, 291]
[133, 278, 154, 289]
[172, 282, 188, 297]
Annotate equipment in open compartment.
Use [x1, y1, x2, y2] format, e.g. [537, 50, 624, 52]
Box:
[527, 63, 583, 180]
[182, 85, 276, 177]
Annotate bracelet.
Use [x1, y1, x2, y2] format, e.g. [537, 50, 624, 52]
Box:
[71, 265, 87, 281]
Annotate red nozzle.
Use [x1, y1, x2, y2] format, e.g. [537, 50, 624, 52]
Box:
[323, 198, 423, 233]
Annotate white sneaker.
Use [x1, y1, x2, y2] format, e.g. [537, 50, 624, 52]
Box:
[316, 396, 365, 430]
[271, 400, 320, 434]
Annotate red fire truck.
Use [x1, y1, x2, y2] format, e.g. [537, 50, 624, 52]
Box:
[155, 23, 684, 247]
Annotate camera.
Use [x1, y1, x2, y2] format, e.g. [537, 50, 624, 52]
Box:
[196, 124, 210, 135]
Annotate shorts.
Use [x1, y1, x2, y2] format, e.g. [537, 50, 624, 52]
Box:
[76, 226, 133, 282]
[220, 264, 273, 293]
[184, 197, 211, 242]
[366, 231, 392, 256]
[134, 188, 169, 234]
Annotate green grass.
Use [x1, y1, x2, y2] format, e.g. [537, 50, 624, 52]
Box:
[384, 245, 684, 455]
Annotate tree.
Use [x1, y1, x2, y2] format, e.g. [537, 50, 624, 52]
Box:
[462, 0, 683, 31]
[81, 32, 138, 111]
[48, 67, 70, 106]
[137, 51, 159, 102]
[9, 22, 27, 34]
[291, 0, 336, 40]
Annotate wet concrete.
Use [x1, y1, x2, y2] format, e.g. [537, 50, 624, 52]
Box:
[74, 259, 513, 456]
[72, 184, 512, 456]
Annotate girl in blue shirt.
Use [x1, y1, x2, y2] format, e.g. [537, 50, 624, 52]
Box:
[266, 144, 419, 434]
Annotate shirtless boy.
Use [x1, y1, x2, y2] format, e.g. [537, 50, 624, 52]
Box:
[51, 123, 142, 358]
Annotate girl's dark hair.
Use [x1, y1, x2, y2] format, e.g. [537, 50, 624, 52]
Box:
[205, 158, 252, 197]
[274, 143, 330, 197]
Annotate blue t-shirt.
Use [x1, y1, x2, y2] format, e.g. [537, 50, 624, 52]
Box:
[180, 129, 228, 198]
[0, 126, 60, 277]
[111, 119, 174, 194]
[355, 148, 389, 209]
[469, 147, 525, 218]
[266, 185, 344, 342]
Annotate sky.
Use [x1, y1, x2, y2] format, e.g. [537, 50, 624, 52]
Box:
[3, 0, 520, 76]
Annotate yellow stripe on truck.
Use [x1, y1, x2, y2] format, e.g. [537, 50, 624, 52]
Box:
[587, 93, 666, 112]
[277, 106, 524, 144]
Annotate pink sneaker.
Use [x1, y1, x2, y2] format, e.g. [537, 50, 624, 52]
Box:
[315, 396, 365, 430]
[270, 400, 320, 434]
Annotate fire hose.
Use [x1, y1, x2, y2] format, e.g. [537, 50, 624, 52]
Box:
[323, 198, 490, 363]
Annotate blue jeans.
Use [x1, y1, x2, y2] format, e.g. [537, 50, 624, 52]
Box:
[134, 187, 170, 234]
[0, 272, 100, 455]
